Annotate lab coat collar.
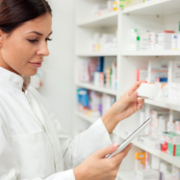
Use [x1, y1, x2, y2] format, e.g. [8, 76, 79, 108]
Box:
[0, 67, 24, 90]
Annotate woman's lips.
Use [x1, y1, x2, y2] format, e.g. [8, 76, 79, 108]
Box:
[29, 62, 42, 68]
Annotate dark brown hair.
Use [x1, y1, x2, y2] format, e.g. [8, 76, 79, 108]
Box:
[0, 0, 52, 33]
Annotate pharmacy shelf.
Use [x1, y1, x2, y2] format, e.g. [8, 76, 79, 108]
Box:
[145, 99, 180, 112]
[76, 82, 117, 96]
[77, 11, 118, 27]
[122, 0, 180, 16]
[121, 50, 180, 56]
[77, 52, 117, 57]
[119, 132, 180, 168]
[74, 111, 98, 124]
[118, 171, 134, 180]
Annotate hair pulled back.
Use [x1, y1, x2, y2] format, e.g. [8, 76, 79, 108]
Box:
[0, 0, 52, 33]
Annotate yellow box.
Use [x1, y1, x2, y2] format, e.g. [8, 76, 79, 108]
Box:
[135, 152, 146, 160]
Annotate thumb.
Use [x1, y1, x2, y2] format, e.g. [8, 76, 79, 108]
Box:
[95, 143, 119, 158]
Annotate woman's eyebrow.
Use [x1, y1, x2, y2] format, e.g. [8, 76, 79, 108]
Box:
[27, 31, 53, 36]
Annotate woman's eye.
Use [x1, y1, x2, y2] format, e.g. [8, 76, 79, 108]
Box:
[46, 38, 52, 42]
[28, 39, 38, 43]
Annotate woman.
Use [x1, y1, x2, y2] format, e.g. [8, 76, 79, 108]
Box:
[0, 0, 145, 179]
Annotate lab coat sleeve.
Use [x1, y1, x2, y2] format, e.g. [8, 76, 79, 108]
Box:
[0, 117, 76, 180]
[28, 87, 118, 169]
[53, 117, 118, 168]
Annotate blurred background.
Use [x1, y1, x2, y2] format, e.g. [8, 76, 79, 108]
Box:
[31, 0, 180, 179]
[31, 0, 75, 135]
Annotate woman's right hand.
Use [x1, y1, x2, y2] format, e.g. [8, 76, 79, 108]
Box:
[73, 143, 132, 180]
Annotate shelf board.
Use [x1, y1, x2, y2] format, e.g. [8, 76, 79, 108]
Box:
[121, 50, 180, 56]
[119, 133, 180, 168]
[76, 82, 117, 96]
[77, 52, 117, 57]
[74, 111, 98, 124]
[77, 11, 118, 27]
[145, 99, 180, 112]
[122, 0, 180, 16]
[118, 171, 134, 180]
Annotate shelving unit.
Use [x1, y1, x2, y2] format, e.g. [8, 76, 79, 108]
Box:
[145, 99, 180, 111]
[119, 132, 180, 168]
[74, 0, 180, 176]
[74, 111, 98, 124]
[122, 0, 180, 15]
[78, 11, 118, 27]
[76, 82, 117, 95]
[122, 50, 180, 56]
[76, 52, 117, 57]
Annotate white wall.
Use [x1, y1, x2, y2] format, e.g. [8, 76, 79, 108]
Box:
[39, 0, 75, 136]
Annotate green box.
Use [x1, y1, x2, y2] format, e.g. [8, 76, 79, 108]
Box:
[167, 133, 180, 156]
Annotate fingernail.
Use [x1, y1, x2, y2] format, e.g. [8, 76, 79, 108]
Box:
[113, 143, 119, 148]
[133, 92, 137, 97]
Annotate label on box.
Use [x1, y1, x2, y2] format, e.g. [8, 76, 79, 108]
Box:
[162, 141, 168, 153]
[168, 144, 180, 156]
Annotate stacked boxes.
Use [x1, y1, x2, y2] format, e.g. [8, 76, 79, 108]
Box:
[161, 132, 180, 156]
[167, 133, 180, 156]
[78, 57, 117, 90]
[134, 151, 180, 180]
[150, 109, 169, 139]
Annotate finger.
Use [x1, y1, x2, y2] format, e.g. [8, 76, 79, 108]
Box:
[95, 143, 119, 159]
[121, 90, 138, 105]
[128, 81, 147, 96]
[137, 99, 144, 109]
[111, 143, 132, 166]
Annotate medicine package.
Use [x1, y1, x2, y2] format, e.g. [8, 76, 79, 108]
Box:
[137, 83, 161, 100]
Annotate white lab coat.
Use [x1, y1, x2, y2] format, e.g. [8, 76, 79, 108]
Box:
[0, 67, 116, 180]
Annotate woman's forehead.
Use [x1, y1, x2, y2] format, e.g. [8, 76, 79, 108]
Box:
[14, 14, 52, 36]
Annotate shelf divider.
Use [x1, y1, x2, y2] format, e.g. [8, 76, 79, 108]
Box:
[76, 82, 117, 96]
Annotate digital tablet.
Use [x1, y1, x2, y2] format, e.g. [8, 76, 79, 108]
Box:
[106, 118, 151, 158]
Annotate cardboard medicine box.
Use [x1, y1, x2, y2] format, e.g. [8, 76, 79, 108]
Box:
[161, 132, 169, 153]
[167, 133, 180, 156]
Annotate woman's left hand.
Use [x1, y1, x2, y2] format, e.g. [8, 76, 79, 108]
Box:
[102, 81, 146, 133]
[111, 81, 146, 122]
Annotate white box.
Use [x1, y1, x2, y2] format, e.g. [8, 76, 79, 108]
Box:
[137, 83, 161, 100]
[136, 169, 160, 180]
[158, 42, 172, 50]
[167, 122, 176, 133]
[158, 33, 173, 42]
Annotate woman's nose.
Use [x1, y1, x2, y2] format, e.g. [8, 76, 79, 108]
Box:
[37, 42, 50, 57]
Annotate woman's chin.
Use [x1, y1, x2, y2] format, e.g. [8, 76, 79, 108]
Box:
[23, 68, 38, 77]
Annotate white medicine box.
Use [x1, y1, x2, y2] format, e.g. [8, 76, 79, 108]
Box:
[137, 83, 161, 100]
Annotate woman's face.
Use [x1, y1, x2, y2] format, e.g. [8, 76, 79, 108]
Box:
[0, 13, 52, 76]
